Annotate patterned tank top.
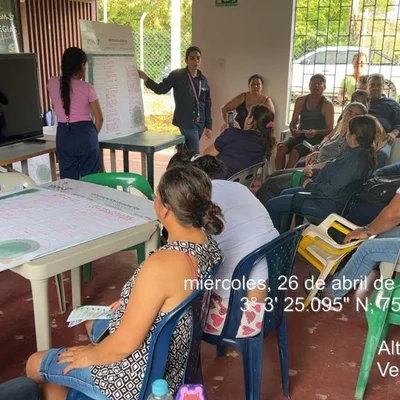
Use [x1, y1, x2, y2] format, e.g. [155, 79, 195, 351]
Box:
[91, 237, 222, 399]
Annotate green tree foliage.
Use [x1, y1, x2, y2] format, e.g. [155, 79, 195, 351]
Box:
[97, 0, 193, 80]
[293, 0, 396, 60]
[98, 0, 192, 32]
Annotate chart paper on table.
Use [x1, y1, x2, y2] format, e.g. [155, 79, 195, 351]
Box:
[0, 186, 153, 271]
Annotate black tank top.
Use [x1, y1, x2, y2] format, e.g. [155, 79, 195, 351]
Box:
[299, 95, 327, 130]
[235, 94, 270, 129]
[235, 100, 248, 129]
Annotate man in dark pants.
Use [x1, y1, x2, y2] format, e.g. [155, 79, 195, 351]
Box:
[0, 377, 39, 400]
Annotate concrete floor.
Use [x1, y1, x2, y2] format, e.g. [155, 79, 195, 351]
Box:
[1, 150, 399, 399]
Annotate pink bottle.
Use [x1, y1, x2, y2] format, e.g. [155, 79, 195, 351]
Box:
[175, 384, 207, 400]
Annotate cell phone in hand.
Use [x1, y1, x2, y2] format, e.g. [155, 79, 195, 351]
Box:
[227, 111, 234, 128]
[302, 140, 314, 151]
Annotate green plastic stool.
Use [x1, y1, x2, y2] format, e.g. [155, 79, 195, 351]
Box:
[355, 278, 400, 399]
[290, 170, 304, 187]
[80, 172, 156, 281]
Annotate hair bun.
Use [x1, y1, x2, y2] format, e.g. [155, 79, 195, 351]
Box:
[201, 202, 224, 235]
[192, 200, 213, 228]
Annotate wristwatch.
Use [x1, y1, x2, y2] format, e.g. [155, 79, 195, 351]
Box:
[362, 224, 372, 237]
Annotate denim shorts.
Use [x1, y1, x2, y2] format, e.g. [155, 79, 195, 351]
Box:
[88, 319, 110, 344]
[40, 319, 111, 400]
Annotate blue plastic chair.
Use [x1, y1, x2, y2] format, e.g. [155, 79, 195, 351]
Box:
[203, 226, 305, 400]
[279, 179, 365, 233]
[66, 258, 222, 400]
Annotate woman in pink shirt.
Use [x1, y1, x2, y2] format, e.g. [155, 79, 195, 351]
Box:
[48, 47, 103, 179]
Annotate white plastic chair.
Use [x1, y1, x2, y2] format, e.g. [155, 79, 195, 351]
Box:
[298, 214, 366, 307]
[0, 172, 66, 313]
[388, 138, 400, 164]
[281, 128, 290, 142]
[228, 161, 265, 188]
[259, 158, 271, 182]
[380, 247, 400, 279]
[0, 171, 36, 192]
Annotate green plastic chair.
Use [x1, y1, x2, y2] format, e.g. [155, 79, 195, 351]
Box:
[354, 278, 400, 400]
[289, 170, 304, 187]
[80, 172, 156, 281]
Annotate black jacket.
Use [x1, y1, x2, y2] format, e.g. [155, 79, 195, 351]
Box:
[145, 67, 212, 130]
[305, 145, 369, 210]
[369, 96, 400, 133]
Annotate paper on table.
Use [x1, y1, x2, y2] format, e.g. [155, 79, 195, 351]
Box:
[40, 179, 156, 221]
[0, 186, 151, 271]
[67, 305, 113, 327]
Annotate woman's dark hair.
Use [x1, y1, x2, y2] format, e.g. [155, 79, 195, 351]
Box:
[248, 74, 264, 86]
[351, 89, 370, 107]
[60, 47, 87, 119]
[158, 165, 224, 235]
[185, 46, 202, 61]
[248, 104, 276, 159]
[348, 115, 378, 170]
[167, 150, 226, 179]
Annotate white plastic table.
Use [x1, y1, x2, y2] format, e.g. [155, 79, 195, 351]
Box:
[6, 181, 159, 351]
[0, 140, 57, 180]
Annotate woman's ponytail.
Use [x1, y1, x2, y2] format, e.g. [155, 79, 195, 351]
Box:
[249, 104, 276, 159]
[60, 75, 71, 119]
[158, 166, 225, 235]
[60, 47, 88, 121]
[365, 144, 378, 170]
[349, 115, 378, 170]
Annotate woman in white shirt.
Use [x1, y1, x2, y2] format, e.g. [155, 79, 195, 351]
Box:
[167, 152, 279, 338]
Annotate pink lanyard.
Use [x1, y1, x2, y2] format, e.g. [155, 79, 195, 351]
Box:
[187, 73, 202, 119]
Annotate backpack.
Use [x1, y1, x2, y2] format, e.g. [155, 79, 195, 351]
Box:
[357, 175, 400, 206]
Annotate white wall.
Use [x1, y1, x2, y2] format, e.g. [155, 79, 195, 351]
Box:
[193, 0, 295, 150]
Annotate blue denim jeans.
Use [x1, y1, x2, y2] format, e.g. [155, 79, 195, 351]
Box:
[57, 121, 100, 180]
[374, 161, 400, 177]
[40, 320, 111, 400]
[327, 226, 400, 297]
[377, 143, 391, 168]
[179, 127, 203, 152]
[0, 377, 39, 400]
[265, 186, 334, 231]
[40, 348, 108, 400]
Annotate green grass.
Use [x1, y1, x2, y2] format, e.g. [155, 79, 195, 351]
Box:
[146, 113, 180, 134]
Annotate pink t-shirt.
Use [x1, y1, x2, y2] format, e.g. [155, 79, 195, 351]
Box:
[47, 76, 98, 123]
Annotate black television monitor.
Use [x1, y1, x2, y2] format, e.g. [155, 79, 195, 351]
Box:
[0, 53, 43, 147]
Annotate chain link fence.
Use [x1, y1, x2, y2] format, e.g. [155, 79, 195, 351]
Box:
[133, 27, 192, 131]
[289, 0, 400, 121]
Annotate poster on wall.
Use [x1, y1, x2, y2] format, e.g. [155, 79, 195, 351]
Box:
[80, 20, 146, 140]
[0, 0, 21, 53]
[12, 156, 53, 185]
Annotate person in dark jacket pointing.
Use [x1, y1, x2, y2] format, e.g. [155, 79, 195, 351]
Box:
[138, 46, 212, 152]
